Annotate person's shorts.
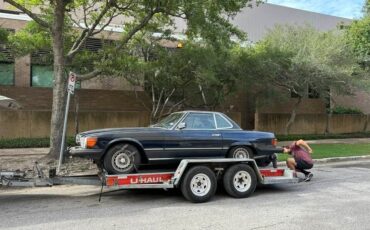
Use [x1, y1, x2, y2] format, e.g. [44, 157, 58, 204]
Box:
[296, 160, 313, 170]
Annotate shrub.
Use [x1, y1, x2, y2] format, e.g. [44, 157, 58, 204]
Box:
[330, 106, 363, 114]
[0, 137, 76, 149]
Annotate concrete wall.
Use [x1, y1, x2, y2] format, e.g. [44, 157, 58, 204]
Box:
[255, 113, 370, 135]
[257, 98, 327, 114]
[0, 110, 242, 139]
[0, 110, 150, 138]
[334, 91, 370, 114]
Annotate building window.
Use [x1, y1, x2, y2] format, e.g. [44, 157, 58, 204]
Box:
[0, 29, 14, 86]
[31, 65, 54, 87]
[0, 62, 14, 85]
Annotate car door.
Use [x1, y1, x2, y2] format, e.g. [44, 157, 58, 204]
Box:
[164, 112, 223, 158]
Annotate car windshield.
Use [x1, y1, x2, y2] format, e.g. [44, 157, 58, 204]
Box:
[151, 112, 184, 129]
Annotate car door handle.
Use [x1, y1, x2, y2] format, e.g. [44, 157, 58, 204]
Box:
[212, 133, 221, 137]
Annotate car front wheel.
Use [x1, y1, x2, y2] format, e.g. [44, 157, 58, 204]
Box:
[103, 143, 141, 174]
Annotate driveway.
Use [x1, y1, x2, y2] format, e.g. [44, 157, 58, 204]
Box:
[1, 160, 370, 230]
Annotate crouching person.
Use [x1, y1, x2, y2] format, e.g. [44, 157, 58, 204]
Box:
[283, 139, 314, 182]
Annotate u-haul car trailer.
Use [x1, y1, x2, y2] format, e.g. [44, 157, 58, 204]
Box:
[0, 159, 299, 203]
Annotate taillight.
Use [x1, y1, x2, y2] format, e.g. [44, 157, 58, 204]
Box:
[272, 138, 277, 146]
[86, 137, 98, 148]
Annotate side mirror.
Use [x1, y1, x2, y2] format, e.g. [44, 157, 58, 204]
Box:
[177, 122, 186, 130]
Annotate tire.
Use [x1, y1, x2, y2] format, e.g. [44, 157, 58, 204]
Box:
[180, 166, 217, 203]
[103, 143, 141, 174]
[223, 164, 257, 198]
[228, 146, 254, 159]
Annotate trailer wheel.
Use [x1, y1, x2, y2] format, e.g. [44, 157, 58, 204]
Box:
[180, 166, 217, 203]
[223, 164, 257, 198]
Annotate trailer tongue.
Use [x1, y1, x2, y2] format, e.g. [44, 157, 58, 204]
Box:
[1, 159, 299, 203]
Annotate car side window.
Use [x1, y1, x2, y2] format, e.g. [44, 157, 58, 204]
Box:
[215, 114, 233, 129]
[183, 113, 216, 130]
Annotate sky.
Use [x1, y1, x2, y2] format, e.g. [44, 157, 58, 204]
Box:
[267, 0, 366, 19]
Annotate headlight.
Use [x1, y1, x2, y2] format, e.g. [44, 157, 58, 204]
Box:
[76, 134, 81, 144]
[80, 136, 97, 149]
[80, 136, 86, 148]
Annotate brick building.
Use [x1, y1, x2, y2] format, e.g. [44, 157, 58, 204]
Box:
[0, 1, 368, 137]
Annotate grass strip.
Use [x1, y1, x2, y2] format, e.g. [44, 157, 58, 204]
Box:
[277, 143, 370, 161]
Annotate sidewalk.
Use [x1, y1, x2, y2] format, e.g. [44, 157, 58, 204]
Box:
[0, 148, 49, 157]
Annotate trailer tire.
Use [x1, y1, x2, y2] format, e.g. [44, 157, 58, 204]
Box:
[223, 164, 257, 198]
[103, 143, 141, 174]
[180, 166, 217, 203]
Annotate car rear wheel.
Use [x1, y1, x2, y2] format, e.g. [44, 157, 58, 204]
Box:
[228, 146, 254, 159]
[103, 143, 141, 174]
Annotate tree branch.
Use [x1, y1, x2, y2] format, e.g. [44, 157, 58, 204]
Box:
[67, 0, 114, 59]
[91, 10, 119, 36]
[159, 88, 175, 118]
[112, 0, 135, 12]
[116, 7, 161, 50]
[76, 69, 102, 81]
[153, 88, 164, 118]
[4, 0, 50, 29]
[67, 14, 85, 30]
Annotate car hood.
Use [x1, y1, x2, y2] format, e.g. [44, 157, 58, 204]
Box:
[79, 127, 164, 136]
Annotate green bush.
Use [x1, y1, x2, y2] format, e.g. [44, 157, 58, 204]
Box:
[330, 106, 363, 114]
[0, 137, 76, 149]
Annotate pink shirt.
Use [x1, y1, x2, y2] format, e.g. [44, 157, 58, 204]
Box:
[289, 142, 313, 165]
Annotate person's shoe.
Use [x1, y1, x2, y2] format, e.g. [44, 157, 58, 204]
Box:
[272, 158, 278, 168]
[304, 173, 313, 182]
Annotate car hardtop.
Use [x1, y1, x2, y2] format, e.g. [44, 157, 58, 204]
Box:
[172, 110, 242, 130]
[78, 111, 245, 137]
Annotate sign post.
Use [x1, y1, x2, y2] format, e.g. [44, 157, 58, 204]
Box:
[57, 72, 76, 174]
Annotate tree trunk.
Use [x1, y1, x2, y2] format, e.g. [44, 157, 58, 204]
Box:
[363, 114, 368, 132]
[49, 0, 66, 157]
[325, 94, 335, 134]
[284, 97, 302, 135]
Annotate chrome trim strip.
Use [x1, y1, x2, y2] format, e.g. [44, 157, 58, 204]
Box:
[149, 158, 177, 161]
[165, 147, 223, 150]
[145, 147, 224, 151]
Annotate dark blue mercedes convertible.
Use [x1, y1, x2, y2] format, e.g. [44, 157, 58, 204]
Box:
[69, 111, 282, 174]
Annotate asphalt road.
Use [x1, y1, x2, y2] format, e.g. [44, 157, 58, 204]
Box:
[1, 160, 370, 230]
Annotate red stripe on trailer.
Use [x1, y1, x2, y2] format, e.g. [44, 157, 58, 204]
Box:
[106, 173, 174, 186]
[259, 169, 284, 177]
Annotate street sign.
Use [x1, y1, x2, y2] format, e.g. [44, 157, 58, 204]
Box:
[68, 72, 76, 94]
[58, 72, 76, 174]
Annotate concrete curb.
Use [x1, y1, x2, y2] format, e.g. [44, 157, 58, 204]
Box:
[0, 148, 49, 157]
[277, 154, 370, 166]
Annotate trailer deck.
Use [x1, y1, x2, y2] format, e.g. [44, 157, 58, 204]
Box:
[1, 159, 300, 203]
